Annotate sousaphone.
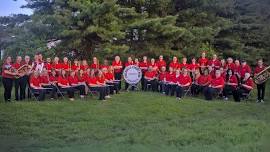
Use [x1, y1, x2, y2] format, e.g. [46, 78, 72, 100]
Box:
[254, 66, 270, 84]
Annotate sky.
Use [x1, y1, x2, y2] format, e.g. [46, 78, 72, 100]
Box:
[0, 0, 33, 16]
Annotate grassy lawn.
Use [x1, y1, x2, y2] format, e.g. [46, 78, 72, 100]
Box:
[0, 85, 269, 152]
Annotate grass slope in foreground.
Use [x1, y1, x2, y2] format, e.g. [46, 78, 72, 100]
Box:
[0, 92, 270, 152]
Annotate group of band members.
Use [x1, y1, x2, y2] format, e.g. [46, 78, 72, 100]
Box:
[1, 51, 267, 103]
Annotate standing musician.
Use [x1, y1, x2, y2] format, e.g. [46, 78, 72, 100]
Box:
[139, 56, 149, 90]
[234, 59, 241, 81]
[239, 60, 251, 79]
[78, 69, 89, 95]
[49, 69, 58, 83]
[222, 69, 238, 101]
[57, 70, 75, 101]
[71, 59, 80, 72]
[254, 59, 266, 103]
[39, 69, 57, 99]
[158, 66, 167, 93]
[90, 57, 99, 70]
[112, 56, 123, 90]
[23, 55, 33, 99]
[2, 56, 18, 102]
[80, 59, 89, 71]
[61, 57, 70, 72]
[198, 51, 208, 71]
[68, 71, 86, 98]
[226, 57, 235, 71]
[33, 53, 44, 72]
[45, 58, 52, 73]
[176, 68, 192, 100]
[87, 69, 106, 101]
[233, 72, 253, 102]
[203, 70, 224, 101]
[100, 59, 110, 70]
[29, 71, 47, 101]
[149, 58, 158, 72]
[13, 56, 25, 101]
[52, 57, 62, 74]
[190, 68, 201, 96]
[165, 67, 177, 96]
[220, 59, 227, 70]
[144, 66, 158, 92]
[134, 58, 140, 67]
[208, 54, 221, 69]
[124, 57, 134, 91]
[179, 57, 189, 71]
[169, 56, 179, 71]
[156, 55, 166, 71]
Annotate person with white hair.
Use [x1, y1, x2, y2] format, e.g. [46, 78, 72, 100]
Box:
[232, 72, 254, 102]
[203, 70, 225, 100]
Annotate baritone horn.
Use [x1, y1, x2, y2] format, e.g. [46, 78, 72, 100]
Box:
[254, 66, 270, 84]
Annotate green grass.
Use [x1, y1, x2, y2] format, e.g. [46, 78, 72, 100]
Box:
[0, 86, 270, 152]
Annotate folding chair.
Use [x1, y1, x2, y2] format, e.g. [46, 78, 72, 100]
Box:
[183, 85, 192, 97]
[241, 91, 251, 103]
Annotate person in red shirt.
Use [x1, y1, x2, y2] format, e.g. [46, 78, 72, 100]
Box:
[169, 56, 179, 71]
[39, 69, 57, 99]
[29, 71, 46, 101]
[222, 69, 238, 100]
[176, 68, 192, 100]
[226, 57, 235, 71]
[124, 57, 134, 90]
[179, 57, 189, 70]
[158, 66, 167, 93]
[57, 70, 75, 101]
[13, 56, 25, 101]
[233, 72, 253, 102]
[156, 55, 166, 70]
[112, 55, 123, 90]
[220, 59, 227, 70]
[144, 66, 158, 91]
[254, 59, 267, 103]
[234, 59, 241, 79]
[86, 69, 106, 100]
[204, 70, 224, 100]
[71, 59, 80, 72]
[165, 67, 177, 96]
[80, 59, 89, 71]
[103, 66, 119, 94]
[100, 59, 110, 70]
[68, 71, 85, 98]
[77, 69, 89, 95]
[239, 60, 251, 78]
[192, 69, 212, 95]
[188, 57, 199, 72]
[139, 56, 149, 90]
[49, 69, 58, 83]
[198, 51, 208, 71]
[61, 57, 70, 71]
[90, 57, 99, 70]
[52, 57, 62, 74]
[97, 70, 111, 99]
[45, 58, 52, 74]
[149, 58, 158, 72]
[208, 54, 221, 69]
[2, 56, 18, 102]
[190, 68, 201, 96]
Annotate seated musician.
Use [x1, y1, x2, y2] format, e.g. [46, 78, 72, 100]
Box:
[87, 69, 106, 101]
[52, 57, 62, 74]
[191, 69, 212, 95]
[222, 69, 238, 100]
[57, 70, 75, 101]
[124, 57, 134, 91]
[169, 56, 179, 71]
[71, 59, 80, 72]
[176, 68, 192, 100]
[77, 69, 89, 95]
[144, 66, 158, 91]
[232, 72, 253, 102]
[29, 71, 46, 101]
[158, 66, 167, 94]
[68, 71, 85, 98]
[190, 68, 201, 96]
[103, 66, 119, 94]
[165, 67, 177, 96]
[203, 70, 225, 100]
[61, 57, 70, 71]
[156, 55, 166, 71]
[39, 69, 57, 99]
[49, 69, 58, 83]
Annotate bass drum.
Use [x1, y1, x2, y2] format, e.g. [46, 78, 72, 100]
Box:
[123, 65, 142, 85]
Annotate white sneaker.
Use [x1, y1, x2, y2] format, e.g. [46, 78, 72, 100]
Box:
[260, 100, 264, 103]
[176, 97, 181, 101]
[256, 99, 260, 103]
[80, 95, 85, 98]
[69, 98, 75, 101]
[105, 95, 111, 99]
[224, 97, 228, 101]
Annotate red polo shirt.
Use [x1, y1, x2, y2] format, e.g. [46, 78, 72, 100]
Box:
[97, 76, 106, 83]
[227, 63, 235, 71]
[240, 65, 251, 78]
[71, 64, 79, 71]
[12, 62, 22, 70]
[45, 63, 52, 71]
[166, 72, 176, 83]
[211, 76, 224, 88]
[40, 76, 49, 84]
[177, 74, 192, 85]
[87, 76, 97, 85]
[61, 63, 69, 70]
[179, 63, 189, 70]
[49, 75, 58, 82]
[90, 63, 99, 69]
[188, 63, 199, 70]
[30, 76, 41, 87]
[52, 63, 62, 70]
[198, 58, 208, 66]
[169, 62, 179, 69]
[226, 75, 238, 88]
[100, 65, 109, 70]
[145, 71, 156, 79]
[139, 61, 149, 73]
[198, 75, 212, 86]
[112, 61, 122, 73]
[1, 64, 14, 78]
[57, 76, 69, 85]
[159, 72, 167, 81]
[243, 79, 254, 90]
[208, 59, 221, 68]
[68, 76, 79, 85]
[156, 60, 166, 69]
[254, 65, 266, 74]
[104, 72, 114, 80]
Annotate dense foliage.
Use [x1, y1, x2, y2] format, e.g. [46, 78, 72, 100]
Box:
[0, 0, 269, 65]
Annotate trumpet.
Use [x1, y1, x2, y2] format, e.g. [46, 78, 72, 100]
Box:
[254, 66, 270, 84]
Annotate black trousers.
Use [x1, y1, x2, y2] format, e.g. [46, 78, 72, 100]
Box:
[222, 85, 235, 98]
[125, 82, 135, 91]
[73, 85, 86, 96]
[14, 76, 27, 101]
[191, 84, 205, 95]
[165, 84, 176, 96]
[89, 86, 106, 100]
[114, 72, 122, 90]
[257, 83, 266, 100]
[43, 85, 57, 98]
[141, 73, 145, 90]
[2, 77, 13, 102]
[233, 87, 250, 102]
[59, 87, 75, 98]
[176, 86, 188, 98]
[144, 79, 158, 92]
[159, 81, 166, 93]
[204, 87, 220, 100]
[107, 82, 119, 94]
[31, 88, 46, 101]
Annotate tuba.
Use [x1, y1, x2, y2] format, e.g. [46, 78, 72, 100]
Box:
[254, 66, 270, 84]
